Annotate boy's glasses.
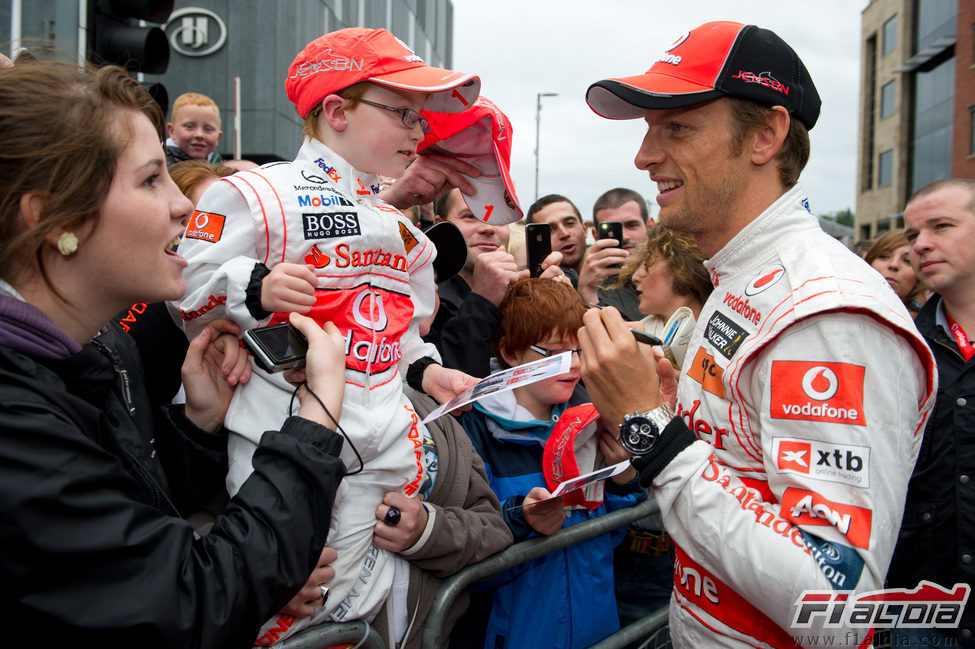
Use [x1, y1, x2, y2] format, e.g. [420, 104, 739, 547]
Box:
[358, 98, 431, 134]
[529, 345, 582, 358]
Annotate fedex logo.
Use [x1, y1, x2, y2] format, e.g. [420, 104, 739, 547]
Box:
[782, 488, 872, 549]
[772, 438, 870, 488]
[771, 361, 866, 426]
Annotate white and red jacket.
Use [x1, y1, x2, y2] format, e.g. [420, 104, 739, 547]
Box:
[654, 186, 937, 648]
[174, 138, 440, 639]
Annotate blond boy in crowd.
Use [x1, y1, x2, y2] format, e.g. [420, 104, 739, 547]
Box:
[165, 91, 223, 166]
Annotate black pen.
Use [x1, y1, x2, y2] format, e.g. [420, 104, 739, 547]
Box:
[630, 328, 663, 346]
[591, 305, 664, 345]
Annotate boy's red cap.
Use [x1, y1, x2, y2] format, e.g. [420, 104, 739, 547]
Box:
[543, 403, 605, 510]
[419, 97, 523, 225]
[586, 21, 821, 130]
[286, 27, 480, 118]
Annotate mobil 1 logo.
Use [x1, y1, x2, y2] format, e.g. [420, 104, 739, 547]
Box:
[302, 211, 361, 240]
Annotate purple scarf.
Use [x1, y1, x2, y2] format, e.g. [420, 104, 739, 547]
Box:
[0, 294, 82, 359]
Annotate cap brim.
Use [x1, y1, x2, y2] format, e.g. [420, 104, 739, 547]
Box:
[371, 68, 480, 112]
[427, 142, 523, 225]
[423, 221, 467, 283]
[586, 77, 724, 119]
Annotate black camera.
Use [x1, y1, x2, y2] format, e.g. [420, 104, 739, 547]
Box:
[242, 323, 308, 373]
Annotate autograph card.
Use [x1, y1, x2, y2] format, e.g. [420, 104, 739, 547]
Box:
[420, 352, 572, 424]
[549, 461, 631, 498]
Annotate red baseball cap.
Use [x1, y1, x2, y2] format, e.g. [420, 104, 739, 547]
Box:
[286, 27, 480, 118]
[418, 97, 523, 225]
[543, 403, 605, 510]
[587, 21, 821, 130]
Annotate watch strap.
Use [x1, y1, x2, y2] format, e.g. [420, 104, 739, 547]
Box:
[631, 417, 697, 487]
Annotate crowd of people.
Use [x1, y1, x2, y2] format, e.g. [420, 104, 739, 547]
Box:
[0, 18, 971, 649]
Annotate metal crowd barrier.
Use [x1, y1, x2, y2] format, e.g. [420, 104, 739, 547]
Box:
[281, 497, 670, 649]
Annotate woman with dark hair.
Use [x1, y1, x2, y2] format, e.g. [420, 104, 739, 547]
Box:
[0, 59, 348, 647]
[864, 229, 928, 316]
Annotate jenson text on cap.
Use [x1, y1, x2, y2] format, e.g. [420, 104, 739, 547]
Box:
[286, 27, 480, 118]
[586, 21, 821, 130]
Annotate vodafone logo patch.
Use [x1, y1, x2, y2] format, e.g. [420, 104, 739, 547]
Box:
[667, 31, 690, 51]
[745, 264, 785, 296]
[184, 210, 225, 242]
[782, 488, 873, 549]
[802, 366, 838, 400]
[771, 361, 865, 426]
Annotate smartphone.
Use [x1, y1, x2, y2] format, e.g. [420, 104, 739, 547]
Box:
[526, 222, 551, 278]
[597, 221, 623, 247]
[242, 323, 308, 373]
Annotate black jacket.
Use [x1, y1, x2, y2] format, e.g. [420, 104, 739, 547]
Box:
[887, 295, 975, 645]
[596, 277, 644, 322]
[0, 317, 345, 648]
[424, 275, 502, 378]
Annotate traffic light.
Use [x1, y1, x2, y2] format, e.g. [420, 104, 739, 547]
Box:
[87, 0, 173, 75]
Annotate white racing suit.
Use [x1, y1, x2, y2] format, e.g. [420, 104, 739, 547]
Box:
[653, 186, 937, 648]
[174, 138, 439, 642]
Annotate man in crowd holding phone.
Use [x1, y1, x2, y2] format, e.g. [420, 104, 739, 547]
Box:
[886, 178, 975, 647]
[425, 188, 566, 376]
[590, 187, 652, 320]
[578, 20, 936, 647]
[525, 194, 588, 283]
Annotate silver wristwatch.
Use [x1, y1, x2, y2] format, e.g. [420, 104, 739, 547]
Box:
[619, 404, 676, 455]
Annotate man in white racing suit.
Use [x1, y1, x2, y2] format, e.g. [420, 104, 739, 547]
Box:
[174, 27, 481, 643]
[579, 21, 937, 648]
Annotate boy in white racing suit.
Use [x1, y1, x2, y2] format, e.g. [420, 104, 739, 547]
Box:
[174, 28, 480, 642]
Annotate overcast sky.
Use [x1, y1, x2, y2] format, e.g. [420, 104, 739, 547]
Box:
[450, 0, 871, 221]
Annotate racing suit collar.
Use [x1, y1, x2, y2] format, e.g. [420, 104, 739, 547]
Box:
[704, 184, 814, 286]
[295, 137, 385, 202]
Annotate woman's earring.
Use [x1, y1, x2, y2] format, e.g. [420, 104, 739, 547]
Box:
[57, 232, 79, 256]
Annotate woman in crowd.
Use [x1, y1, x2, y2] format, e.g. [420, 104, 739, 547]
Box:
[114, 158, 240, 411]
[614, 224, 712, 338]
[0, 59, 348, 647]
[864, 229, 928, 317]
[608, 224, 712, 633]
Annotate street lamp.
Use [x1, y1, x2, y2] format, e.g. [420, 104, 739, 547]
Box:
[534, 92, 558, 202]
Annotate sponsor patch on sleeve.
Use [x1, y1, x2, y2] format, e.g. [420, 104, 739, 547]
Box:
[770, 361, 866, 426]
[798, 530, 865, 590]
[184, 210, 226, 243]
[784, 488, 873, 549]
[772, 438, 870, 488]
[398, 221, 419, 254]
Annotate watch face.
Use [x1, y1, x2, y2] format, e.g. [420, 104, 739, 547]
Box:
[620, 416, 659, 455]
